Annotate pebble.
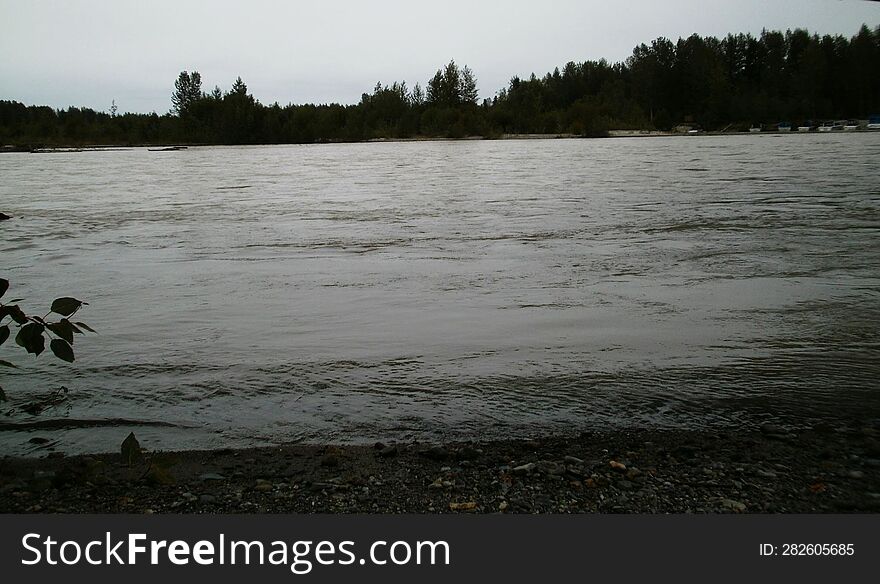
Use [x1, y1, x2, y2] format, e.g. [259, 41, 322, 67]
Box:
[199, 473, 225, 481]
[756, 469, 777, 479]
[199, 494, 217, 504]
[537, 460, 564, 475]
[563, 455, 584, 465]
[449, 501, 477, 511]
[513, 462, 536, 475]
[609, 460, 627, 472]
[721, 498, 747, 512]
[847, 470, 865, 479]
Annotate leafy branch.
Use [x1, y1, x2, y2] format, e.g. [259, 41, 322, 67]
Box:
[0, 277, 96, 402]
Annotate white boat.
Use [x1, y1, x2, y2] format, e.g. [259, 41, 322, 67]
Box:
[749, 125, 762, 133]
[777, 122, 792, 132]
[844, 120, 859, 131]
[866, 115, 880, 130]
[818, 121, 834, 132]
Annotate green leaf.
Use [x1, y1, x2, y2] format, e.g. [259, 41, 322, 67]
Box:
[50, 338, 75, 362]
[121, 432, 143, 466]
[15, 322, 45, 356]
[0, 359, 17, 368]
[0, 278, 7, 298]
[75, 321, 97, 333]
[47, 320, 75, 344]
[64, 319, 83, 335]
[0, 305, 27, 325]
[50, 297, 85, 317]
[0, 325, 8, 346]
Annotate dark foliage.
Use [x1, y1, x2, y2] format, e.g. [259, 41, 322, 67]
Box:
[0, 25, 878, 146]
[0, 278, 95, 402]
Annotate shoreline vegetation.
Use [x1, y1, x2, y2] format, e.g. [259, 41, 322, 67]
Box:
[1, 127, 875, 155]
[1, 424, 878, 513]
[2, 25, 878, 149]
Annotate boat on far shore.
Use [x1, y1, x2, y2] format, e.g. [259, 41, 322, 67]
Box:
[776, 122, 792, 132]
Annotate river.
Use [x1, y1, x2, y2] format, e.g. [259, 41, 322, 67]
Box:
[2, 134, 879, 454]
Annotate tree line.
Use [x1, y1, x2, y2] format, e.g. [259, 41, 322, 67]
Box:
[1, 25, 878, 146]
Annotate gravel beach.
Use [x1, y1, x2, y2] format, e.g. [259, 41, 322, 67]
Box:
[2, 423, 879, 514]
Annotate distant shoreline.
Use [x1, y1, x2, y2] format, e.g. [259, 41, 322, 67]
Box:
[3, 128, 877, 153]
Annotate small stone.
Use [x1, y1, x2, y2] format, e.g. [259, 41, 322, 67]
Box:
[563, 455, 584, 465]
[199, 472, 225, 481]
[428, 478, 444, 490]
[498, 501, 509, 512]
[199, 494, 217, 504]
[721, 498, 747, 512]
[625, 468, 642, 480]
[848, 470, 865, 479]
[609, 460, 627, 472]
[513, 462, 536, 475]
[449, 501, 477, 511]
[756, 469, 777, 479]
[537, 460, 564, 475]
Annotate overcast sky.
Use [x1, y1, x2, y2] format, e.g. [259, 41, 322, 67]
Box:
[1, 0, 877, 114]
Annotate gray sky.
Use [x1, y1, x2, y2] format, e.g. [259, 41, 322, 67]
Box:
[1, 0, 877, 114]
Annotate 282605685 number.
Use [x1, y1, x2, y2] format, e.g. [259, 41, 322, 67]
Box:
[781, 544, 854, 556]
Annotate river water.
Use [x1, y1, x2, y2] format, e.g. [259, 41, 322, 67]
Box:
[1, 134, 879, 454]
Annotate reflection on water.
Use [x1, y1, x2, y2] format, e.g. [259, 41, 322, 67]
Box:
[1, 134, 879, 454]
